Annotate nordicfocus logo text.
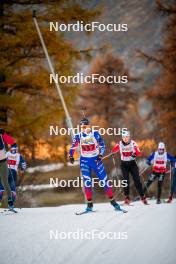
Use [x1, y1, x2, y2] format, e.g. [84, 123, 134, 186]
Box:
[50, 73, 128, 84]
[49, 229, 128, 240]
[50, 177, 128, 189]
[49, 126, 127, 136]
[49, 21, 128, 32]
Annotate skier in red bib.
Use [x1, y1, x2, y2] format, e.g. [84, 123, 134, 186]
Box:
[111, 130, 147, 205]
[144, 142, 175, 204]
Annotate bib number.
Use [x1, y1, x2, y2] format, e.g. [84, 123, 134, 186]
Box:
[82, 144, 96, 152]
[7, 160, 17, 166]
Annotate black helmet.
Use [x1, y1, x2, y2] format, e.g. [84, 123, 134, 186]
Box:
[79, 118, 90, 126]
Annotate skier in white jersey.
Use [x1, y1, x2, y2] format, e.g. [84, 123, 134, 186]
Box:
[111, 130, 147, 205]
[144, 142, 175, 204]
[0, 144, 26, 204]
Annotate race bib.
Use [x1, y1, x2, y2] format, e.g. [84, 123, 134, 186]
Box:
[81, 144, 96, 152]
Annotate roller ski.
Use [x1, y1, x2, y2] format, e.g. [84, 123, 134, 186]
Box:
[1, 197, 18, 213]
[75, 209, 95, 215]
[3, 208, 18, 213]
[8, 200, 17, 213]
[75, 201, 95, 215]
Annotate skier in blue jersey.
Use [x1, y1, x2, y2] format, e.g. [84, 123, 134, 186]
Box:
[0, 144, 26, 205]
[69, 118, 123, 212]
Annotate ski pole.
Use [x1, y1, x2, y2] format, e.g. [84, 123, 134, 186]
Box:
[168, 163, 172, 197]
[112, 155, 118, 177]
[102, 152, 118, 161]
[135, 160, 149, 195]
[140, 171, 151, 196]
[139, 167, 148, 177]
[9, 168, 19, 207]
[111, 155, 123, 198]
[102, 152, 113, 161]
[16, 170, 25, 209]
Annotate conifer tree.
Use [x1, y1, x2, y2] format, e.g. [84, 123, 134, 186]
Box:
[0, 0, 100, 160]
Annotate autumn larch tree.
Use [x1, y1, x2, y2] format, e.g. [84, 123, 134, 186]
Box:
[0, 0, 100, 161]
[145, 1, 176, 152]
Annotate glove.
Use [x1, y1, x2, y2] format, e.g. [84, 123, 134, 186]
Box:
[146, 160, 151, 166]
[97, 154, 103, 162]
[131, 152, 137, 158]
[21, 162, 26, 170]
[69, 155, 74, 164]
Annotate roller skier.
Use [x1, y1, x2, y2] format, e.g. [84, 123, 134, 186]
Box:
[144, 142, 175, 204]
[111, 130, 148, 205]
[0, 144, 26, 205]
[69, 118, 126, 213]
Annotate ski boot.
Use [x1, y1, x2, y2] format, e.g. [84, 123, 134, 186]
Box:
[8, 197, 14, 210]
[110, 199, 121, 210]
[141, 196, 148, 205]
[167, 196, 173, 203]
[86, 200, 93, 212]
[110, 199, 127, 213]
[124, 196, 131, 205]
[156, 199, 161, 204]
